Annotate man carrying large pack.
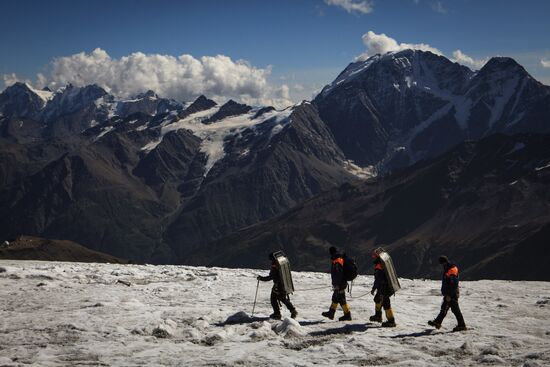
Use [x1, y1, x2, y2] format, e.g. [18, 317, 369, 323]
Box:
[369, 248, 398, 327]
[257, 252, 297, 320]
[322, 246, 352, 321]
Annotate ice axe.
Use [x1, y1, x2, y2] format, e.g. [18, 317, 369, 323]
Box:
[251, 279, 260, 317]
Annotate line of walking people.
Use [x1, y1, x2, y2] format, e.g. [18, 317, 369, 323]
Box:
[257, 246, 467, 332]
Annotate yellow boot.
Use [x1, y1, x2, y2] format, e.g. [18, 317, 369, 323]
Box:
[382, 308, 396, 327]
[369, 303, 383, 322]
[339, 303, 352, 321]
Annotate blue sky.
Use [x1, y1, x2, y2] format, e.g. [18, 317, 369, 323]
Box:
[1, 0, 549, 104]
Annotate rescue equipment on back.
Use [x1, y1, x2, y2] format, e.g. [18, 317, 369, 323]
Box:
[272, 251, 295, 295]
[372, 247, 401, 294]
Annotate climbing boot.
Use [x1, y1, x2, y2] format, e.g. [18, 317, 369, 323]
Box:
[339, 312, 352, 321]
[322, 304, 337, 320]
[369, 311, 382, 323]
[381, 308, 395, 327]
[428, 320, 441, 329]
[269, 313, 281, 320]
[339, 303, 352, 321]
[290, 309, 298, 319]
[452, 325, 467, 332]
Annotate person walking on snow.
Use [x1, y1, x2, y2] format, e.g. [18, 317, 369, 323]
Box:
[369, 250, 396, 327]
[322, 246, 352, 321]
[257, 252, 297, 320]
[428, 255, 467, 332]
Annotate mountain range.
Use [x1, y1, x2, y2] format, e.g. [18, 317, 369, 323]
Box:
[1, 49, 549, 279]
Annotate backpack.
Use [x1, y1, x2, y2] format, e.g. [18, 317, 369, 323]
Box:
[342, 253, 358, 281]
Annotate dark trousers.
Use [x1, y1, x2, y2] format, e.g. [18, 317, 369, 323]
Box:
[331, 289, 347, 306]
[270, 289, 294, 315]
[435, 296, 466, 326]
[374, 292, 391, 310]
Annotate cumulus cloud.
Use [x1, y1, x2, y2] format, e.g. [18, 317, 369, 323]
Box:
[541, 59, 550, 68]
[2, 73, 32, 87]
[3, 48, 293, 108]
[358, 31, 443, 60]
[451, 50, 488, 70]
[324, 0, 373, 14]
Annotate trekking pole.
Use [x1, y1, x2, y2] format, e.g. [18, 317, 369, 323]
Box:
[251, 279, 260, 316]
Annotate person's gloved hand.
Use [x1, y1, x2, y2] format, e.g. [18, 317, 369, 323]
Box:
[445, 295, 451, 302]
[371, 289, 375, 295]
[257, 276, 261, 281]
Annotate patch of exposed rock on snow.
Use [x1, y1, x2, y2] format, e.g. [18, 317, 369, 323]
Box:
[0, 260, 549, 366]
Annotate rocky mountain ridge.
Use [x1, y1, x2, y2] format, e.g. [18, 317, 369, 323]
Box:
[1, 50, 548, 279]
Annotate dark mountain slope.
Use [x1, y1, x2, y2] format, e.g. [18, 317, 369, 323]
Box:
[194, 134, 550, 280]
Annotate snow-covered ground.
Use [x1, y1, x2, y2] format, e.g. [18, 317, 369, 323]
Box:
[1, 260, 549, 366]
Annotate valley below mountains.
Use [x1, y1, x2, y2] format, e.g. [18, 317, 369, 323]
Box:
[1, 50, 549, 280]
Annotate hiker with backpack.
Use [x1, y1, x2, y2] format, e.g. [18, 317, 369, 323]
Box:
[322, 246, 355, 321]
[369, 249, 397, 327]
[257, 252, 298, 320]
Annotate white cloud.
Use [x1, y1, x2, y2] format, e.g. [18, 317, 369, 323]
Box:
[4, 48, 293, 108]
[451, 50, 488, 70]
[324, 0, 373, 14]
[541, 59, 550, 68]
[358, 31, 443, 59]
[2, 73, 32, 87]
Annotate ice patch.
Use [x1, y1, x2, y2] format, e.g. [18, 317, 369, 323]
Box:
[143, 106, 292, 175]
[273, 317, 305, 337]
[488, 76, 520, 127]
[25, 83, 54, 103]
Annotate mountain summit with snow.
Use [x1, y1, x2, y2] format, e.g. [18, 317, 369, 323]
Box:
[314, 49, 550, 171]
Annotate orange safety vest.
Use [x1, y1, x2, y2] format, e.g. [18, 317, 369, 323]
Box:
[445, 265, 459, 277]
[332, 257, 344, 266]
[375, 263, 383, 270]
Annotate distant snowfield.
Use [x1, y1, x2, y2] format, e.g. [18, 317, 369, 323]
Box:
[1, 261, 549, 366]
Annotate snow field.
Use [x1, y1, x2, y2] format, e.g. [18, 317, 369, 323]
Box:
[0, 260, 549, 366]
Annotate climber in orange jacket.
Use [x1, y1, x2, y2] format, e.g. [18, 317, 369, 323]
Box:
[321, 246, 352, 321]
[428, 255, 467, 332]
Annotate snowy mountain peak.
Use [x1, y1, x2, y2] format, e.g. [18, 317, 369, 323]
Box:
[0, 82, 51, 118]
[314, 49, 550, 169]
